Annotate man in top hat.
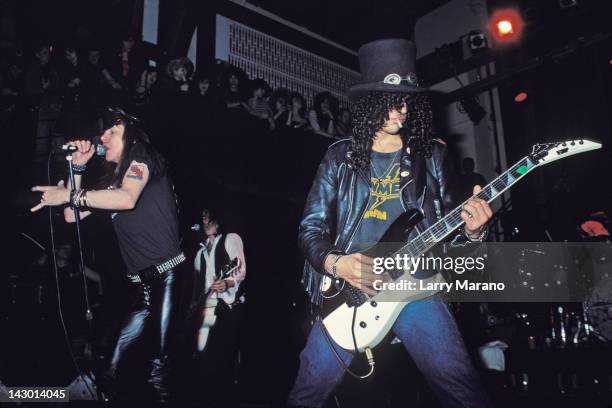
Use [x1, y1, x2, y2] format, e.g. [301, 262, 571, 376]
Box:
[287, 39, 493, 407]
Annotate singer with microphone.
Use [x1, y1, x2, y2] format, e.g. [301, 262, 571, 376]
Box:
[30, 106, 185, 403]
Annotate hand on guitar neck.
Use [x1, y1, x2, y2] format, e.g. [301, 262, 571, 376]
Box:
[461, 185, 493, 239]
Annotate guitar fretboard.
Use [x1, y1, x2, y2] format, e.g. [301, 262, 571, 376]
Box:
[397, 155, 537, 258]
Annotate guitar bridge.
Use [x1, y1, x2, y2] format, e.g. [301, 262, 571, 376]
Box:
[345, 286, 368, 307]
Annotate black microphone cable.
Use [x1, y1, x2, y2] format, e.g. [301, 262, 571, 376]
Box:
[45, 150, 98, 400]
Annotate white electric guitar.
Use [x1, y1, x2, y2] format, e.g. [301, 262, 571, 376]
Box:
[186, 258, 239, 352]
[319, 139, 602, 352]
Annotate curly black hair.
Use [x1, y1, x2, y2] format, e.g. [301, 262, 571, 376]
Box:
[349, 92, 434, 170]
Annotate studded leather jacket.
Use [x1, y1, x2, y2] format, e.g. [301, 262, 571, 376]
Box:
[299, 138, 478, 305]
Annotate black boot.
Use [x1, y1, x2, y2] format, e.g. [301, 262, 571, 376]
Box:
[149, 355, 171, 403]
[96, 368, 120, 401]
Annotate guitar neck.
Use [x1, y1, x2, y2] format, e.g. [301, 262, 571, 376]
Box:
[401, 155, 537, 256]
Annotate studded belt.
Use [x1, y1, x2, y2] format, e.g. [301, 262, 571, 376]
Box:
[128, 253, 186, 283]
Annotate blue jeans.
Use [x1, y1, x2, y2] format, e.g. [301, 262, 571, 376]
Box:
[287, 296, 491, 408]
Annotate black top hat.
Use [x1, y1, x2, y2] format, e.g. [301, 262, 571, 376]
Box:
[347, 38, 426, 100]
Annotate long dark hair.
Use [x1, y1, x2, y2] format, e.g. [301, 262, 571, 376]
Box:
[313, 92, 339, 117]
[349, 92, 434, 170]
[102, 124, 166, 188]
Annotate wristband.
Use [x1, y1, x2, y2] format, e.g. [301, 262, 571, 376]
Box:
[71, 163, 87, 174]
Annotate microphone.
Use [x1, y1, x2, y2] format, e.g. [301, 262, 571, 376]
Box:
[190, 224, 201, 232]
[59, 143, 106, 156]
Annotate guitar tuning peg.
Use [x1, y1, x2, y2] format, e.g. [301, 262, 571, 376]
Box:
[579, 139, 584, 145]
[570, 140, 576, 146]
[562, 142, 567, 147]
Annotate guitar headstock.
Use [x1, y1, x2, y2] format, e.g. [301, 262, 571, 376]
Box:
[531, 139, 601, 166]
[220, 258, 239, 278]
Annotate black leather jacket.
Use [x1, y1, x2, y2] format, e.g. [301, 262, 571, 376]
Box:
[299, 138, 475, 305]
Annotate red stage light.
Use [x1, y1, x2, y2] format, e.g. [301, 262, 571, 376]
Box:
[497, 20, 514, 36]
[514, 92, 528, 103]
[489, 9, 524, 44]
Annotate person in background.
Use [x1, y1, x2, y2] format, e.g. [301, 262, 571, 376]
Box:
[335, 107, 352, 138]
[110, 32, 145, 93]
[190, 209, 246, 407]
[220, 68, 248, 115]
[308, 91, 337, 138]
[271, 88, 291, 130]
[287, 92, 309, 131]
[134, 63, 159, 107]
[246, 78, 274, 131]
[23, 43, 60, 161]
[455, 157, 487, 203]
[57, 46, 88, 141]
[164, 57, 193, 94]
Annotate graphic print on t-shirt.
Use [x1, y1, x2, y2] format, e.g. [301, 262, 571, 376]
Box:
[364, 163, 401, 221]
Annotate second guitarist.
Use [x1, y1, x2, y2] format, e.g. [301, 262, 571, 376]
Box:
[191, 208, 246, 405]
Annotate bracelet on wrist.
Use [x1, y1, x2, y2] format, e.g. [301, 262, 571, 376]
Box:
[70, 188, 82, 208]
[70, 189, 89, 209]
[71, 163, 87, 174]
[80, 189, 89, 208]
[464, 226, 487, 242]
[330, 254, 343, 280]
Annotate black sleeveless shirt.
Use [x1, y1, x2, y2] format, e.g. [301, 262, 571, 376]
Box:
[110, 143, 181, 275]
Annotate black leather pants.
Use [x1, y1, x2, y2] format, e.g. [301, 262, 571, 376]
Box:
[105, 268, 180, 402]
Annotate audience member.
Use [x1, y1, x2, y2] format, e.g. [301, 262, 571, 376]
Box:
[271, 88, 290, 130]
[455, 157, 487, 202]
[308, 91, 337, 138]
[109, 31, 145, 92]
[23, 43, 60, 161]
[287, 92, 309, 131]
[80, 44, 116, 109]
[220, 68, 248, 115]
[192, 69, 221, 113]
[246, 78, 274, 130]
[335, 107, 352, 138]
[164, 57, 193, 93]
[134, 64, 159, 108]
[56, 46, 89, 139]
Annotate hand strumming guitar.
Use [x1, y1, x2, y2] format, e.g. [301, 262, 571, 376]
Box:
[324, 253, 384, 296]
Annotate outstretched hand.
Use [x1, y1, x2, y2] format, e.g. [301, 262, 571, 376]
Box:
[31, 180, 69, 212]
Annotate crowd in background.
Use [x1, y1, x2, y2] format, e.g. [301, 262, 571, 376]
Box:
[0, 32, 352, 167]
